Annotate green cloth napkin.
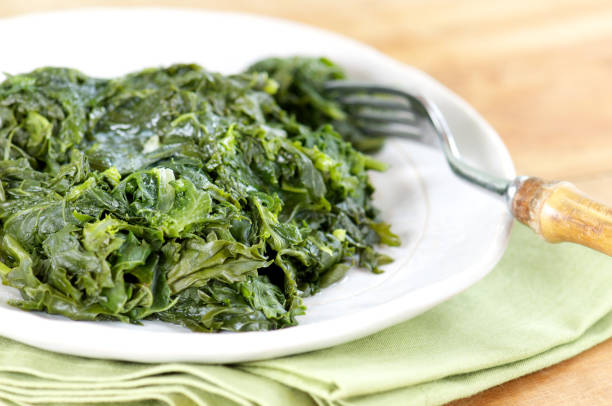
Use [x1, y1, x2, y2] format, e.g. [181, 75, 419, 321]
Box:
[2, 222, 612, 406]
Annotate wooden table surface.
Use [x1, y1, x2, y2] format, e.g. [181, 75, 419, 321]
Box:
[2, 0, 612, 404]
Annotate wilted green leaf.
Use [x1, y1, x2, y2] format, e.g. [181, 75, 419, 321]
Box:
[0, 58, 400, 332]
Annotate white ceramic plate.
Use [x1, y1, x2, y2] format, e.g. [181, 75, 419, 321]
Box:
[0, 8, 515, 362]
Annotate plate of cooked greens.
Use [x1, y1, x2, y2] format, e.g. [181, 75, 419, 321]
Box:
[0, 9, 514, 362]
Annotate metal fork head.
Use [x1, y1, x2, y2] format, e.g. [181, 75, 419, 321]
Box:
[324, 82, 430, 142]
[324, 81, 513, 199]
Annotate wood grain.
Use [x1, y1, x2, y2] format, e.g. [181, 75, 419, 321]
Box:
[2, 1, 612, 404]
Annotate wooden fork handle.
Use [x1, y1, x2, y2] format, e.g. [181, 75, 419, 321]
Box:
[511, 177, 612, 256]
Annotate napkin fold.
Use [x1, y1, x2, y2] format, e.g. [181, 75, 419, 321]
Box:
[2, 223, 612, 406]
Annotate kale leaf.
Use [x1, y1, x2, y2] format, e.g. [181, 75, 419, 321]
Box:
[0, 58, 399, 332]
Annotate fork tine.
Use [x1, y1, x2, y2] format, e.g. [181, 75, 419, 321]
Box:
[336, 97, 412, 111]
[355, 122, 423, 139]
[351, 112, 416, 125]
[324, 81, 413, 99]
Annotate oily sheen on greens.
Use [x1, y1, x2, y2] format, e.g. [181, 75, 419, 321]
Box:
[0, 57, 400, 332]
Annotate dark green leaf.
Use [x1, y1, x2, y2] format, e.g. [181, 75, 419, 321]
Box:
[0, 58, 400, 332]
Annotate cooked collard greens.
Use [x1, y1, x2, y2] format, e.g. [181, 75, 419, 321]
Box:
[0, 57, 399, 332]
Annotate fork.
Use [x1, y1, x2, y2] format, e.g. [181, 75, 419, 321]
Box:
[325, 81, 612, 256]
